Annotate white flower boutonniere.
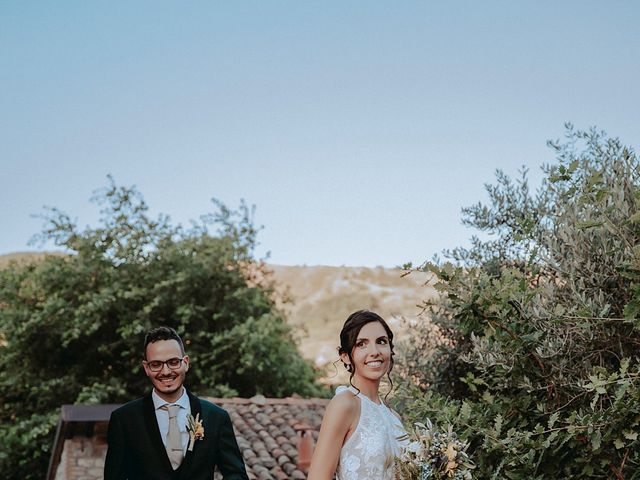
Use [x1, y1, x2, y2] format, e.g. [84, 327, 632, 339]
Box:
[187, 413, 205, 451]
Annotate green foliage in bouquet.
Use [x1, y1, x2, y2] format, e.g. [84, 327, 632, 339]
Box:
[0, 178, 325, 479]
[395, 419, 474, 480]
[396, 126, 640, 479]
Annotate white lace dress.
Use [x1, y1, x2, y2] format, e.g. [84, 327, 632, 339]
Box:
[335, 386, 407, 480]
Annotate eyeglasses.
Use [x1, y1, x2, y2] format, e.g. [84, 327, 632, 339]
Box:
[145, 357, 185, 372]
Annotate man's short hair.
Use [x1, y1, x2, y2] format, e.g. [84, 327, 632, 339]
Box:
[143, 326, 185, 359]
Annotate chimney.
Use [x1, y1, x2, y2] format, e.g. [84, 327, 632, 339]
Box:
[293, 422, 315, 471]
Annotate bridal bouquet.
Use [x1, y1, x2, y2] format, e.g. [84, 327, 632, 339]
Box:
[395, 419, 474, 480]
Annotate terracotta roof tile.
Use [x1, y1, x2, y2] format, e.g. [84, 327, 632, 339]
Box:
[210, 396, 329, 480]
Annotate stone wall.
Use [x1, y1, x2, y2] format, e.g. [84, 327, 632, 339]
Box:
[55, 434, 107, 480]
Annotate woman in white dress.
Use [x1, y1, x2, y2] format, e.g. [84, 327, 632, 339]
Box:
[308, 310, 406, 480]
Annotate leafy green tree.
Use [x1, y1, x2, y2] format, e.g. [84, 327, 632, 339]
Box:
[0, 178, 324, 479]
[396, 126, 640, 478]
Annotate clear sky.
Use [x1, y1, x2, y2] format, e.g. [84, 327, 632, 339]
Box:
[2, 1, 639, 267]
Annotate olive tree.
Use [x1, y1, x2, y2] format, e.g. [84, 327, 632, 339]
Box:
[396, 126, 640, 478]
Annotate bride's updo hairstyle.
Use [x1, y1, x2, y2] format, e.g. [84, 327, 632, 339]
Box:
[338, 310, 395, 392]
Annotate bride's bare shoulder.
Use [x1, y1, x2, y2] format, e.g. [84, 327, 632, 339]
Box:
[324, 389, 359, 419]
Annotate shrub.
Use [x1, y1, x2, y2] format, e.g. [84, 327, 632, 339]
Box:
[396, 126, 640, 478]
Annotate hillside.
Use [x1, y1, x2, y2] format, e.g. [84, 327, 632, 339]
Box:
[0, 251, 65, 268]
[269, 264, 436, 367]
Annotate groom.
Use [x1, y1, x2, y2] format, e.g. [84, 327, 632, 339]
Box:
[104, 326, 248, 479]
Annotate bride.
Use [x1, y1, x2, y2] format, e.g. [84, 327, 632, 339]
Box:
[307, 310, 406, 480]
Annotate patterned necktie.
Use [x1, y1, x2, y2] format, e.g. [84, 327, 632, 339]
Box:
[162, 404, 183, 469]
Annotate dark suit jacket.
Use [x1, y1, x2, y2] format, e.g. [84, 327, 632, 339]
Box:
[104, 390, 248, 480]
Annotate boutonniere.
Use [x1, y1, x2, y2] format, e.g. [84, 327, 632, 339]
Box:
[187, 413, 205, 451]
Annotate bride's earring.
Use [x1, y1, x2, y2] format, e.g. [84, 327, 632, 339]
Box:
[343, 362, 353, 373]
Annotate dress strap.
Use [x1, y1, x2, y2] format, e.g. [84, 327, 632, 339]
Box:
[334, 385, 360, 397]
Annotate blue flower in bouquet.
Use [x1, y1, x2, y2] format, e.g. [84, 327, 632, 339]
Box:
[420, 464, 433, 480]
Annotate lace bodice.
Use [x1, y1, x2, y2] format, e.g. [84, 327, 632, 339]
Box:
[335, 386, 407, 480]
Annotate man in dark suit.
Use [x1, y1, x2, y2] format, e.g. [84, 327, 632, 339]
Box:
[104, 326, 248, 480]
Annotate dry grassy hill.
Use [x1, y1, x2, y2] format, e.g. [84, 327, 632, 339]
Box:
[0, 251, 65, 268]
[269, 264, 436, 367]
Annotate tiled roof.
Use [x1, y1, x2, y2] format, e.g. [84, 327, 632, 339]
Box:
[208, 395, 328, 480]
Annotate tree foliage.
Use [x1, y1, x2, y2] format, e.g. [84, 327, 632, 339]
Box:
[0, 178, 324, 479]
[396, 126, 640, 479]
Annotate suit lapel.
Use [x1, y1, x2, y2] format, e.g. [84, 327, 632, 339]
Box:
[176, 390, 202, 477]
[187, 389, 202, 418]
[142, 393, 175, 473]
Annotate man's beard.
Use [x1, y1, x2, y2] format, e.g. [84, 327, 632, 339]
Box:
[155, 373, 183, 393]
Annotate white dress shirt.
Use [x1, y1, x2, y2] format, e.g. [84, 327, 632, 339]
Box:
[152, 388, 191, 454]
